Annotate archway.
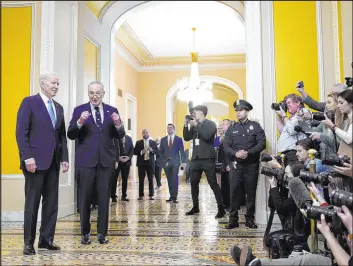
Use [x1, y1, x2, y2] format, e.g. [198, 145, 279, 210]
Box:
[165, 76, 244, 127]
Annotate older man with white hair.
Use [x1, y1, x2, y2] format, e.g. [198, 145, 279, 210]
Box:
[16, 72, 69, 255]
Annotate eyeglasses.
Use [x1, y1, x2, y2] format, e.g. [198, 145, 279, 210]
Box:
[89, 91, 104, 97]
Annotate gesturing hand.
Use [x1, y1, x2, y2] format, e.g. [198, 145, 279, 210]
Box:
[79, 111, 91, 124]
[111, 112, 121, 126]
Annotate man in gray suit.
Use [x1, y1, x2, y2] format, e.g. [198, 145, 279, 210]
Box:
[159, 123, 186, 203]
[183, 105, 225, 218]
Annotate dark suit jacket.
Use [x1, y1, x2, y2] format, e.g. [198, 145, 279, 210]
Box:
[16, 94, 68, 170]
[183, 119, 217, 160]
[303, 95, 325, 112]
[113, 135, 134, 166]
[67, 102, 125, 168]
[134, 139, 158, 167]
[159, 135, 186, 167]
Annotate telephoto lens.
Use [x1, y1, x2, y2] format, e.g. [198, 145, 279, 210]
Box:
[330, 190, 353, 209]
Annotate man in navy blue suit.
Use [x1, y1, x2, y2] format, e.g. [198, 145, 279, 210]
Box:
[67, 81, 125, 245]
[159, 124, 186, 203]
[16, 73, 69, 255]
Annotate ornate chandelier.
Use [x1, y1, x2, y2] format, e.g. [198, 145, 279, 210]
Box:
[176, 28, 213, 105]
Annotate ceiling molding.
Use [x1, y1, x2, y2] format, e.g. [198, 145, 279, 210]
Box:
[115, 21, 246, 67]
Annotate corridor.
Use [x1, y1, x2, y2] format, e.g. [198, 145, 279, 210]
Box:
[1, 178, 274, 265]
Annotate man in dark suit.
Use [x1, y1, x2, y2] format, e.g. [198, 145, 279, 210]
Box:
[111, 134, 134, 202]
[134, 129, 159, 200]
[159, 123, 186, 203]
[183, 105, 225, 218]
[16, 73, 69, 255]
[67, 81, 125, 245]
[154, 137, 163, 189]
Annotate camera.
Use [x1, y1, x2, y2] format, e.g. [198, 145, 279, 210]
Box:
[296, 81, 304, 89]
[185, 114, 194, 120]
[299, 170, 330, 186]
[312, 110, 335, 123]
[261, 166, 285, 182]
[271, 101, 288, 112]
[330, 189, 353, 209]
[260, 153, 283, 164]
[323, 155, 350, 167]
[345, 77, 353, 88]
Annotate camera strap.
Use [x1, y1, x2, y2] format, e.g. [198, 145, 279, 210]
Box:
[264, 208, 276, 238]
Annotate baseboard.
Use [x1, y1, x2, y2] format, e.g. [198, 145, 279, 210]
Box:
[1, 211, 25, 222]
[58, 203, 76, 219]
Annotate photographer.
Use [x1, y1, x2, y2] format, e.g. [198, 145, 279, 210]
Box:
[295, 138, 329, 174]
[296, 82, 347, 112]
[183, 105, 225, 218]
[276, 94, 310, 166]
[265, 163, 311, 251]
[319, 89, 352, 159]
[230, 203, 353, 266]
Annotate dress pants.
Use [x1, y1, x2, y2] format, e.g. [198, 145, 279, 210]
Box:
[154, 163, 162, 187]
[190, 159, 223, 207]
[164, 163, 179, 199]
[138, 163, 154, 197]
[22, 154, 59, 246]
[229, 162, 259, 223]
[110, 162, 131, 199]
[76, 163, 113, 236]
[220, 170, 230, 209]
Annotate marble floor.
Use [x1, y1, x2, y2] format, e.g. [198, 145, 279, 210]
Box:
[1, 177, 278, 265]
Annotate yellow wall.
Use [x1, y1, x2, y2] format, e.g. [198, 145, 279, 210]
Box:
[84, 38, 98, 88]
[1, 6, 33, 175]
[138, 68, 246, 140]
[273, 1, 319, 103]
[114, 52, 139, 141]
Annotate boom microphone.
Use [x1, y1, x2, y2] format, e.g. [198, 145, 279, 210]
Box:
[288, 178, 313, 210]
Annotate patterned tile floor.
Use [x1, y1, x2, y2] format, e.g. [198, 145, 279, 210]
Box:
[1, 178, 279, 265]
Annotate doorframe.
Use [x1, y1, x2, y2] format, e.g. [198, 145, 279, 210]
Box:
[125, 93, 137, 182]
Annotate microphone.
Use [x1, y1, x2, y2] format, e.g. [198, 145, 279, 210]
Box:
[288, 178, 313, 210]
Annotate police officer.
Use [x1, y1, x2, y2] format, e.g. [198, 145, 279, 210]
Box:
[223, 100, 266, 229]
[183, 105, 225, 218]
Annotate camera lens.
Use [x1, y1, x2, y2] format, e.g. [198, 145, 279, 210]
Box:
[330, 190, 353, 209]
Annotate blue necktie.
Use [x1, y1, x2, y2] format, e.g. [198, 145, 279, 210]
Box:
[94, 106, 103, 128]
[47, 100, 56, 128]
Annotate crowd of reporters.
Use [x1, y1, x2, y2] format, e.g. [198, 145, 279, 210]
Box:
[230, 79, 353, 266]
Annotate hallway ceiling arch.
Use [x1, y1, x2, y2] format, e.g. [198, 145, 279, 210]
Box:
[90, 1, 245, 68]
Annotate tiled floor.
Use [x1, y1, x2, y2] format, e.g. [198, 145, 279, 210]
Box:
[1, 178, 277, 265]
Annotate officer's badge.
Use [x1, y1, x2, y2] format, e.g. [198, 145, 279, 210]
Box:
[249, 125, 254, 130]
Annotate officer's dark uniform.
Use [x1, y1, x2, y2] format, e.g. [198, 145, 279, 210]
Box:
[183, 105, 225, 218]
[223, 100, 266, 229]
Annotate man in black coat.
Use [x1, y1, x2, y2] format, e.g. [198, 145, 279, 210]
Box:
[183, 105, 225, 218]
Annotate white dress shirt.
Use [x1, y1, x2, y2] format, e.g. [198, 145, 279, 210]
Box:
[39, 91, 57, 119]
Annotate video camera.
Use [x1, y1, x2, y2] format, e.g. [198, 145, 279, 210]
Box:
[312, 110, 335, 123]
[299, 170, 330, 187]
[323, 155, 350, 167]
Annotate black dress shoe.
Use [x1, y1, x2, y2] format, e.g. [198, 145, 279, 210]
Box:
[245, 220, 258, 229]
[166, 198, 173, 202]
[225, 222, 239, 229]
[138, 196, 143, 200]
[90, 205, 97, 211]
[111, 197, 117, 202]
[121, 197, 129, 201]
[173, 199, 178, 203]
[186, 206, 200, 215]
[215, 207, 226, 218]
[38, 241, 60, 250]
[149, 197, 154, 200]
[97, 235, 109, 244]
[23, 245, 35, 255]
[81, 234, 91, 245]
